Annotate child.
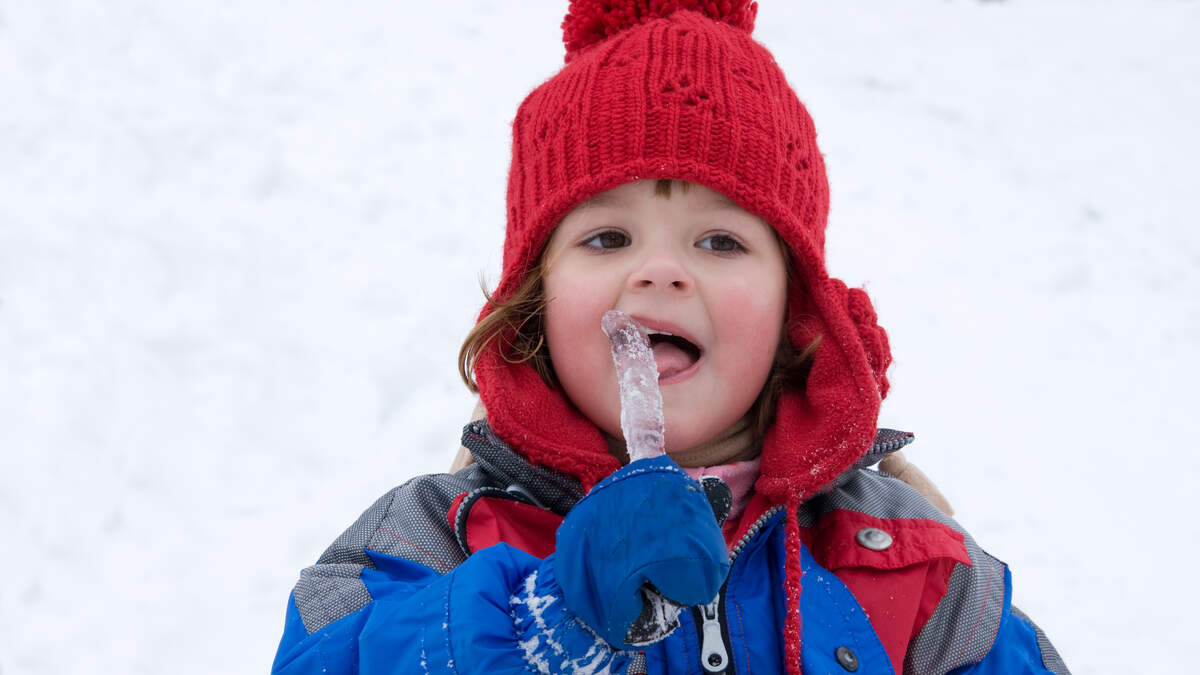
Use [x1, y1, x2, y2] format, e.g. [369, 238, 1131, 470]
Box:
[272, 2, 1068, 673]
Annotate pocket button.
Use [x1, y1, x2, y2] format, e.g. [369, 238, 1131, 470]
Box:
[835, 646, 860, 672]
[855, 527, 893, 551]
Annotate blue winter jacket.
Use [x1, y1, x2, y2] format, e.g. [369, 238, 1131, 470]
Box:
[272, 422, 1069, 674]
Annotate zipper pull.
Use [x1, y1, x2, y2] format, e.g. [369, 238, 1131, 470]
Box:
[699, 597, 729, 673]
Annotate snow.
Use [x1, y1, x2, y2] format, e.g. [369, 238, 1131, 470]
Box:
[625, 588, 684, 647]
[511, 569, 623, 675]
[1, 1, 1196, 672]
[602, 310, 666, 462]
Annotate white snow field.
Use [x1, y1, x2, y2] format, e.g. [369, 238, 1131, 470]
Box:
[2, 1, 1197, 673]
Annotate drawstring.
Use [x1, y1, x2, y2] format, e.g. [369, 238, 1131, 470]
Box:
[783, 495, 804, 675]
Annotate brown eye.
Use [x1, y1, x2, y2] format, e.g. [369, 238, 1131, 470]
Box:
[698, 234, 743, 253]
[583, 231, 631, 249]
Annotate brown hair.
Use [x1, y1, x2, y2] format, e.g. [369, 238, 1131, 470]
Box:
[457, 179, 820, 443]
[458, 261, 557, 394]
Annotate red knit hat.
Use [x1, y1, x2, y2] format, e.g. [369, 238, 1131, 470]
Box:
[474, 0, 891, 505]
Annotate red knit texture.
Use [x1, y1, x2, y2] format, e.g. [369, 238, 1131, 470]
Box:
[784, 499, 804, 675]
[562, 0, 758, 61]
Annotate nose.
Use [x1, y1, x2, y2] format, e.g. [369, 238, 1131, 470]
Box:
[628, 248, 694, 293]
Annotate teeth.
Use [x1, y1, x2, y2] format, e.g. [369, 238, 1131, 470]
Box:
[649, 330, 674, 337]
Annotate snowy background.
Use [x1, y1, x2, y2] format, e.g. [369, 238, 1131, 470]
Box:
[2, 1, 1197, 672]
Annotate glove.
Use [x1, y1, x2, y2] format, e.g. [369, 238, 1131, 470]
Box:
[551, 454, 731, 650]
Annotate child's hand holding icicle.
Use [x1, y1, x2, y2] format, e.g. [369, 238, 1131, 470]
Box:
[510, 312, 730, 670]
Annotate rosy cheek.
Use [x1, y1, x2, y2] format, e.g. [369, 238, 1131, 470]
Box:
[718, 281, 784, 330]
[547, 282, 604, 347]
[712, 283, 785, 369]
[545, 280, 615, 394]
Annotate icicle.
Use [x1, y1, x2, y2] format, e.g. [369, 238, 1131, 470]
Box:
[601, 310, 665, 462]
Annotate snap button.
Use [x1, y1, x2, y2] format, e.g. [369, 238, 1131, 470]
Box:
[855, 527, 893, 551]
[835, 646, 859, 672]
[698, 475, 732, 525]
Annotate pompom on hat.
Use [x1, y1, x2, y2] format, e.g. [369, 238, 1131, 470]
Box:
[474, 0, 892, 504]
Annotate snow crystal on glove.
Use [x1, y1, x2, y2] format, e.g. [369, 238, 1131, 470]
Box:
[510, 568, 632, 675]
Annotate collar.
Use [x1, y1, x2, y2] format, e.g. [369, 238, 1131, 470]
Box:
[462, 420, 913, 510]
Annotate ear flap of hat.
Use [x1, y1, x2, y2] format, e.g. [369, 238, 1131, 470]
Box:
[756, 276, 891, 501]
[474, 343, 619, 491]
[841, 282, 892, 399]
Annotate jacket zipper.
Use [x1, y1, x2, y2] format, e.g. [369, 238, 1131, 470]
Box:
[694, 505, 784, 674]
[695, 594, 730, 673]
[871, 431, 914, 456]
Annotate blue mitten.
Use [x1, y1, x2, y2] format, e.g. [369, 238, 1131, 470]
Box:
[551, 454, 730, 650]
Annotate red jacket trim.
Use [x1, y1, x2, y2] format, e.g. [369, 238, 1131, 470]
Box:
[800, 509, 970, 675]
[449, 491, 563, 560]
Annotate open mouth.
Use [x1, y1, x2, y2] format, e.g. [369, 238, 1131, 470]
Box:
[647, 332, 702, 380]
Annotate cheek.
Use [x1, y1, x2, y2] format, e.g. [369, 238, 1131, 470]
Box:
[544, 276, 609, 356]
[709, 277, 787, 384]
[543, 275, 622, 433]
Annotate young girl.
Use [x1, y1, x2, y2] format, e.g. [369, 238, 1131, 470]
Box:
[272, 3, 1068, 673]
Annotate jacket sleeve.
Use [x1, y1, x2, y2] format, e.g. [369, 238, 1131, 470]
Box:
[273, 543, 557, 674]
[270, 471, 635, 674]
[948, 567, 1070, 675]
[268, 471, 530, 674]
[817, 466, 1070, 675]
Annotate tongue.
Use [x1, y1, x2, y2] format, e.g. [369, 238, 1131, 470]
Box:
[651, 341, 697, 378]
